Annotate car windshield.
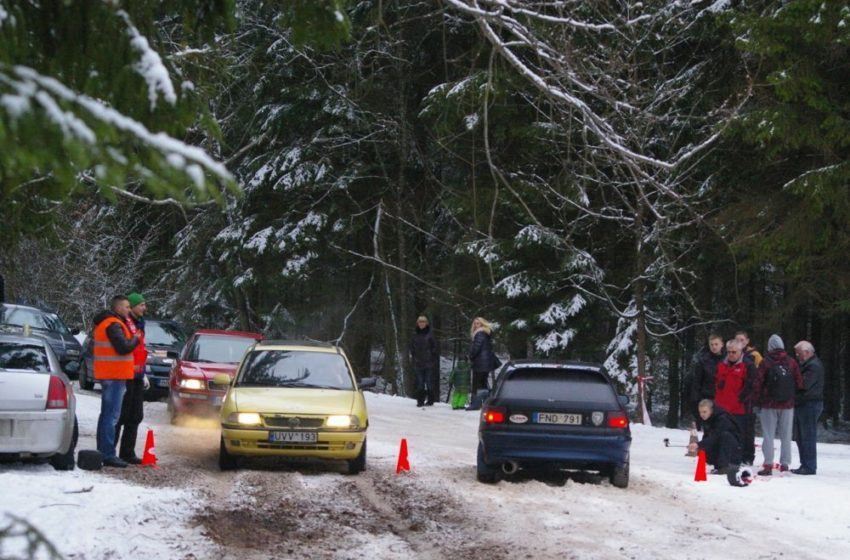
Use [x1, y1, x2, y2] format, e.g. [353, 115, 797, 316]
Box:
[146, 321, 186, 347]
[0, 306, 70, 334]
[499, 368, 618, 404]
[0, 342, 50, 372]
[186, 335, 256, 364]
[237, 350, 354, 390]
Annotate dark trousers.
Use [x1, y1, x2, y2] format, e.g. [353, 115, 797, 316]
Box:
[414, 367, 432, 405]
[115, 376, 145, 459]
[428, 368, 440, 405]
[794, 400, 823, 472]
[471, 370, 490, 395]
[704, 432, 741, 469]
[731, 412, 756, 464]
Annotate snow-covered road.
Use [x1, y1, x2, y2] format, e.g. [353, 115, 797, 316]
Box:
[3, 388, 849, 559]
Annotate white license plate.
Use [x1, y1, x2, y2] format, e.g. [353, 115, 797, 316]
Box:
[0, 419, 11, 437]
[269, 431, 317, 443]
[156, 379, 168, 387]
[211, 396, 222, 406]
[535, 412, 582, 425]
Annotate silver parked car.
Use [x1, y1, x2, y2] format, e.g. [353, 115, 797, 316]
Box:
[0, 334, 78, 470]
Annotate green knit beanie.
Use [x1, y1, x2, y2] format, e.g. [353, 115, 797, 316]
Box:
[127, 292, 145, 307]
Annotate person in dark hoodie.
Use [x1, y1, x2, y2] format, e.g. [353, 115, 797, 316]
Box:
[690, 334, 725, 429]
[792, 340, 824, 475]
[410, 315, 439, 407]
[468, 317, 498, 396]
[93, 295, 141, 468]
[687, 399, 742, 475]
[115, 292, 150, 464]
[753, 334, 804, 476]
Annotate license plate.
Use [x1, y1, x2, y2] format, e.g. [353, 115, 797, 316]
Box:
[269, 431, 317, 443]
[156, 378, 168, 387]
[211, 396, 222, 406]
[535, 412, 582, 425]
[0, 420, 11, 437]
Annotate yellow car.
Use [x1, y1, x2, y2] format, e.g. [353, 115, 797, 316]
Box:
[217, 340, 368, 474]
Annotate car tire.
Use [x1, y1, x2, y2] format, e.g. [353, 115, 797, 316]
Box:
[78, 450, 103, 471]
[50, 416, 78, 471]
[476, 442, 500, 483]
[610, 463, 629, 489]
[219, 437, 238, 471]
[78, 362, 93, 391]
[347, 438, 367, 475]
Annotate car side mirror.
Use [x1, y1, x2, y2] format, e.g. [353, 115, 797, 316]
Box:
[166, 351, 179, 359]
[71, 327, 81, 336]
[358, 377, 377, 390]
[213, 374, 233, 387]
[618, 395, 629, 407]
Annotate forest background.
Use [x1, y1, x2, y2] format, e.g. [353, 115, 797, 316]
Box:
[2, 0, 849, 428]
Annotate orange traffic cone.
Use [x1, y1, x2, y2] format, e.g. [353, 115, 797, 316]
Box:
[140, 429, 158, 467]
[395, 438, 410, 474]
[694, 449, 707, 481]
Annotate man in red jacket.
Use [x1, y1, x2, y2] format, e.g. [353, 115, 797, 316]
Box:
[115, 292, 149, 464]
[714, 340, 755, 463]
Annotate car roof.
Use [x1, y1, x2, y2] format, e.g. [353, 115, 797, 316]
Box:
[1, 302, 47, 314]
[192, 329, 263, 339]
[505, 359, 605, 372]
[254, 340, 341, 353]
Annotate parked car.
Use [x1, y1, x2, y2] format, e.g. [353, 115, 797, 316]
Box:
[0, 333, 78, 470]
[78, 318, 187, 399]
[0, 303, 82, 377]
[217, 340, 368, 474]
[476, 360, 631, 487]
[79, 319, 186, 400]
[168, 329, 263, 422]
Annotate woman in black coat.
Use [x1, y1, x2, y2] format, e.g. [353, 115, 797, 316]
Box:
[468, 317, 498, 394]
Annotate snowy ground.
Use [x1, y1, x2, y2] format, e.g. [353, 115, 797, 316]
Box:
[2, 387, 849, 559]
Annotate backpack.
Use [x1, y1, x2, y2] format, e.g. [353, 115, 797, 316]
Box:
[765, 360, 795, 402]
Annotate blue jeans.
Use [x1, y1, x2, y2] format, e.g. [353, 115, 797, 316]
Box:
[97, 379, 127, 460]
[794, 400, 823, 472]
[414, 367, 432, 403]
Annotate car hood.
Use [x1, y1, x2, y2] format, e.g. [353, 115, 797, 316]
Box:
[179, 361, 238, 379]
[146, 344, 181, 366]
[230, 387, 355, 415]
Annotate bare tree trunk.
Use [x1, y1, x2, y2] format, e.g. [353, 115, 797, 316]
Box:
[635, 198, 649, 425]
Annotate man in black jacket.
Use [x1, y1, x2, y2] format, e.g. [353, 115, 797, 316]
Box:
[690, 334, 725, 429]
[409, 315, 439, 407]
[688, 399, 742, 475]
[792, 341, 824, 475]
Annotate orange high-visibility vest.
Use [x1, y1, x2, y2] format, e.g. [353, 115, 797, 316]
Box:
[127, 316, 148, 374]
[93, 316, 135, 380]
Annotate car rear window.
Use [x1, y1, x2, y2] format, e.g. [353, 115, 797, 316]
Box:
[0, 343, 50, 372]
[498, 368, 618, 404]
[187, 335, 256, 364]
[237, 350, 354, 390]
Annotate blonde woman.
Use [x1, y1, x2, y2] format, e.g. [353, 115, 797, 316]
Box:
[468, 317, 498, 394]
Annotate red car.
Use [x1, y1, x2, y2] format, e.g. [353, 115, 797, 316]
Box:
[168, 329, 263, 422]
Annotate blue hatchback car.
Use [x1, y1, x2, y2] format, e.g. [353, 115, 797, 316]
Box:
[477, 361, 632, 487]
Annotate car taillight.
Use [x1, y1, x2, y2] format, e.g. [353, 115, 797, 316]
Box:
[482, 407, 506, 424]
[608, 411, 628, 428]
[46, 376, 69, 409]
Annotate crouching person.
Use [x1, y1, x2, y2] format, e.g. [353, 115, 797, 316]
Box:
[688, 399, 742, 475]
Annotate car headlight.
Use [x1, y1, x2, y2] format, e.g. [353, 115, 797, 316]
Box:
[326, 415, 359, 429]
[227, 412, 262, 425]
[162, 358, 174, 365]
[179, 379, 205, 390]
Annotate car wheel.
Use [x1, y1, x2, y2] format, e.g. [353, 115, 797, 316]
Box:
[219, 437, 238, 471]
[476, 442, 500, 483]
[610, 463, 629, 489]
[50, 416, 78, 471]
[347, 438, 367, 475]
[78, 362, 93, 391]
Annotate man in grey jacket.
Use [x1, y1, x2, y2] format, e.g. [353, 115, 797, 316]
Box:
[792, 340, 824, 475]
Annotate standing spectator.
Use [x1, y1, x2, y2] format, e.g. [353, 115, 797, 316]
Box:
[714, 340, 755, 461]
[690, 334, 725, 429]
[410, 315, 439, 407]
[468, 317, 499, 395]
[753, 334, 804, 476]
[792, 341, 824, 475]
[93, 295, 140, 468]
[115, 292, 150, 464]
[735, 329, 762, 465]
[687, 399, 742, 475]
